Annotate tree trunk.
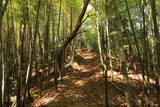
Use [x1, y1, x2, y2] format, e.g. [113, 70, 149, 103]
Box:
[141, 1, 151, 106]
[44, 1, 51, 65]
[0, 1, 9, 106]
[1, 54, 5, 107]
[124, 0, 150, 106]
[150, 0, 160, 106]
[97, 0, 109, 107]
[22, 0, 41, 105]
[120, 30, 133, 107]
[57, 0, 62, 42]
[69, 7, 75, 65]
[55, 0, 90, 77]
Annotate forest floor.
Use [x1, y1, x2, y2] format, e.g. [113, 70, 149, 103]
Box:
[29, 49, 158, 107]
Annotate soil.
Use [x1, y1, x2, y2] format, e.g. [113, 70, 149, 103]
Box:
[28, 49, 158, 107]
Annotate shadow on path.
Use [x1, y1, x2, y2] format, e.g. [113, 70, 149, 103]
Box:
[29, 50, 158, 107]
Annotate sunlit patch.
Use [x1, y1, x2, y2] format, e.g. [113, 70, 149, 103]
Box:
[128, 74, 155, 84]
[33, 94, 57, 107]
[107, 70, 155, 85]
[30, 49, 157, 107]
[75, 80, 86, 86]
[81, 69, 89, 72]
[72, 62, 82, 70]
[94, 72, 102, 78]
[108, 70, 120, 77]
[63, 75, 69, 79]
[84, 55, 94, 59]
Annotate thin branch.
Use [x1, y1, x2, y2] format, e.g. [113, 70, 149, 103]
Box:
[81, 13, 95, 25]
[77, 27, 92, 35]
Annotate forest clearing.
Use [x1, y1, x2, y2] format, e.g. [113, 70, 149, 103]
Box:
[0, 0, 160, 107]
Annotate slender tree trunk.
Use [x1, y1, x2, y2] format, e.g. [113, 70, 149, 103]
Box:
[22, 2, 32, 104]
[1, 54, 5, 107]
[120, 27, 133, 107]
[23, 0, 41, 104]
[17, 21, 26, 107]
[55, 0, 90, 79]
[104, 0, 114, 81]
[124, 0, 150, 106]
[51, 2, 59, 89]
[150, 0, 160, 106]
[6, 9, 12, 106]
[57, 0, 62, 41]
[141, 1, 151, 106]
[44, 0, 51, 66]
[96, 0, 109, 107]
[0, 17, 2, 107]
[105, 19, 113, 80]
[44, 0, 51, 77]
[0, 1, 9, 105]
[69, 7, 75, 65]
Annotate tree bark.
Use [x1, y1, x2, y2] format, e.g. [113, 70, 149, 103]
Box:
[120, 28, 133, 107]
[98, 0, 109, 107]
[0, 0, 9, 106]
[57, 0, 62, 41]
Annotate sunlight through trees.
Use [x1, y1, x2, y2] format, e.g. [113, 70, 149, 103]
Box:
[0, 0, 160, 107]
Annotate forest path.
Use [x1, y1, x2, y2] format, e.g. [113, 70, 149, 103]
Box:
[31, 50, 107, 107]
[30, 49, 156, 107]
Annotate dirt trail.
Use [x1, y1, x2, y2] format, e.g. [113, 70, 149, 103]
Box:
[30, 50, 157, 107]
[31, 50, 105, 107]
